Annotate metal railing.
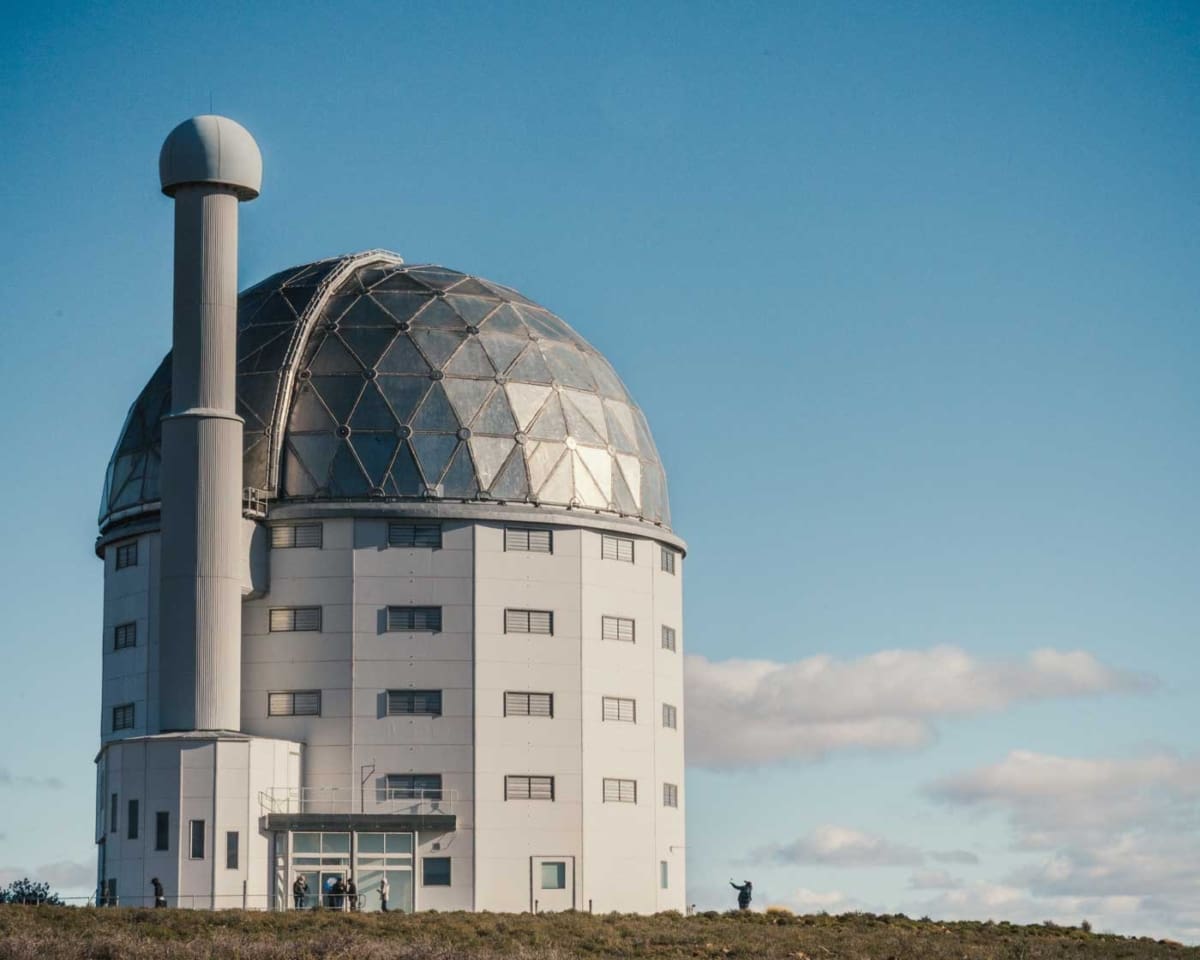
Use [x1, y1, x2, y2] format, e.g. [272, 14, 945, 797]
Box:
[259, 786, 457, 818]
[242, 487, 269, 518]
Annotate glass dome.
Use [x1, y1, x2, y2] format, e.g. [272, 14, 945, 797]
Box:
[100, 251, 671, 532]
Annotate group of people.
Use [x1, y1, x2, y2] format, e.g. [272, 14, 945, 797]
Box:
[292, 874, 390, 912]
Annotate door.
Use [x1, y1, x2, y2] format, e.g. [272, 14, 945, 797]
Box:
[320, 871, 345, 909]
[531, 856, 575, 912]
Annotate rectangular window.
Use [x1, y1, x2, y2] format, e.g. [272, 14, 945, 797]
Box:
[422, 856, 451, 886]
[601, 616, 635, 643]
[541, 861, 567, 889]
[504, 527, 552, 553]
[662, 703, 678, 729]
[601, 534, 634, 563]
[505, 775, 555, 801]
[663, 782, 679, 808]
[115, 541, 138, 569]
[226, 831, 239, 870]
[602, 778, 637, 804]
[386, 689, 442, 716]
[155, 811, 169, 851]
[504, 608, 553, 635]
[504, 692, 553, 718]
[661, 625, 677, 652]
[661, 860, 669, 889]
[189, 820, 205, 860]
[113, 622, 137, 650]
[110, 793, 118, 834]
[384, 773, 443, 801]
[661, 547, 677, 574]
[269, 607, 322, 632]
[127, 799, 139, 840]
[386, 606, 442, 632]
[112, 703, 135, 731]
[388, 522, 442, 548]
[267, 691, 321, 717]
[602, 696, 636, 723]
[270, 523, 322, 549]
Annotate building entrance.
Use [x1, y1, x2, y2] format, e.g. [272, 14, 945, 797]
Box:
[287, 830, 413, 912]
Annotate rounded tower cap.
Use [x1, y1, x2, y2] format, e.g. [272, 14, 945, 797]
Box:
[159, 115, 262, 201]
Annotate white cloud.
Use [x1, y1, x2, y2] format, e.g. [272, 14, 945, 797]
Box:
[0, 857, 95, 893]
[908, 869, 964, 889]
[759, 825, 923, 867]
[929, 849, 980, 865]
[685, 647, 1149, 768]
[0, 768, 63, 790]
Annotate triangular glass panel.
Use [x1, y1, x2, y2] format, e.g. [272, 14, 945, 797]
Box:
[604, 400, 639, 454]
[289, 384, 338, 432]
[282, 445, 319, 497]
[238, 372, 278, 425]
[588, 353, 628, 399]
[282, 287, 316, 320]
[478, 331, 527, 373]
[540, 340, 595, 389]
[351, 432, 399, 486]
[515, 305, 565, 341]
[489, 447, 530, 500]
[469, 437, 515, 490]
[412, 434, 458, 485]
[444, 339, 496, 377]
[505, 383, 552, 431]
[526, 440, 566, 492]
[412, 298, 467, 330]
[308, 335, 363, 375]
[576, 444, 613, 503]
[245, 327, 292, 373]
[473, 389, 518, 435]
[371, 271, 429, 293]
[411, 382, 459, 432]
[339, 295, 395, 328]
[237, 324, 290, 370]
[642, 462, 664, 522]
[388, 441, 424, 495]
[616, 453, 642, 509]
[412, 328, 467, 370]
[341, 327, 398, 369]
[311, 375, 364, 425]
[527, 392, 568, 441]
[242, 433, 267, 490]
[563, 389, 608, 442]
[479, 302, 526, 337]
[377, 334, 431, 374]
[632, 407, 660, 459]
[377, 375, 430, 423]
[507, 342, 555, 384]
[440, 442, 479, 498]
[409, 267, 467, 291]
[611, 458, 638, 514]
[288, 434, 340, 489]
[445, 295, 497, 326]
[480, 279, 534, 305]
[373, 290, 433, 323]
[560, 392, 605, 445]
[443, 378, 494, 426]
[571, 450, 606, 508]
[447, 277, 498, 298]
[349, 383, 399, 431]
[538, 450, 573, 504]
[236, 387, 269, 429]
[330, 441, 369, 495]
[319, 294, 359, 324]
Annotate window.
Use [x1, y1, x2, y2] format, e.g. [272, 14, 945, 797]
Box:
[269, 607, 322, 632]
[603, 778, 637, 803]
[423, 856, 451, 886]
[386, 606, 442, 632]
[505, 775, 555, 800]
[388, 523, 441, 548]
[504, 692, 553, 717]
[602, 696, 636, 723]
[663, 783, 679, 808]
[661, 860, 669, 889]
[268, 691, 321, 717]
[110, 793, 118, 834]
[541, 861, 567, 889]
[661, 547, 676, 574]
[112, 703, 135, 731]
[662, 703, 678, 729]
[127, 799, 139, 840]
[155, 812, 169, 851]
[226, 831, 239, 870]
[113, 622, 137, 650]
[271, 523, 322, 549]
[386, 689, 442, 716]
[505, 527, 552, 553]
[601, 534, 634, 563]
[115, 541, 138, 569]
[504, 608, 553, 635]
[384, 773, 443, 801]
[189, 820, 205, 860]
[601, 616, 635, 643]
[661, 625, 677, 652]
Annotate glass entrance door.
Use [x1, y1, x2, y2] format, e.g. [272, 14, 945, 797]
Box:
[320, 870, 346, 910]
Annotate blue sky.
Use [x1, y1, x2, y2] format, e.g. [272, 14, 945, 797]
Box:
[2, 0, 1197, 938]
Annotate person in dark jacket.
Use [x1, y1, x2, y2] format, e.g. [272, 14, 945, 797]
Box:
[331, 876, 347, 911]
[151, 877, 167, 908]
[730, 879, 752, 910]
[346, 876, 358, 912]
[292, 875, 308, 910]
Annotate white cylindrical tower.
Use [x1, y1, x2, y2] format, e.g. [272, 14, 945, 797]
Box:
[157, 115, 262, 731]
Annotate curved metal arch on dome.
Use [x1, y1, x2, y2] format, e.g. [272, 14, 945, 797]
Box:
[100, 252, 672, 533]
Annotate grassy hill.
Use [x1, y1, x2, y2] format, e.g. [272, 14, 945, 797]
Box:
[0, 905, 1194, 959]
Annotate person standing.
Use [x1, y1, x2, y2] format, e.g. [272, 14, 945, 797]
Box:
[332, 876, 347, 911]
[292, 875, 307, 910]
[151, 877, 167, 908]
[379, 875, 389, 913]
[729, 879, 753, 911]
[346, 876, 358, 912]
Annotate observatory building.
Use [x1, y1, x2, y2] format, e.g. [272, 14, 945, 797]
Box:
[93, 117, 685, 912]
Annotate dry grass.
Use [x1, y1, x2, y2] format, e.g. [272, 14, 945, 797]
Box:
[0, 905, 1195, 959]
